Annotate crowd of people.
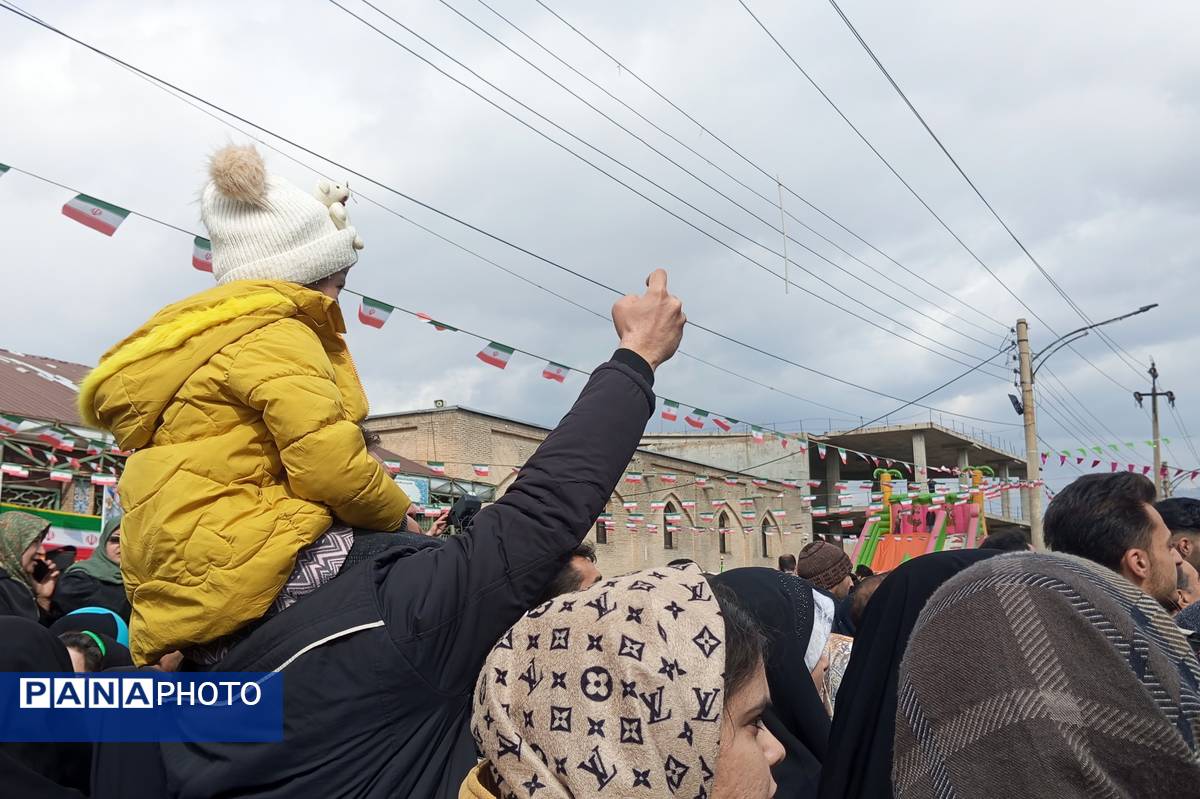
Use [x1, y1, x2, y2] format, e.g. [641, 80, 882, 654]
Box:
[1, 145, 1198, 797]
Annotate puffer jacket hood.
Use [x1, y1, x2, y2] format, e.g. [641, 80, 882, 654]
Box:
[80, 281, 342, 449]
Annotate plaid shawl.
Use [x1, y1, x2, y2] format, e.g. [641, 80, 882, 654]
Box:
[894, 552, 1200, 798]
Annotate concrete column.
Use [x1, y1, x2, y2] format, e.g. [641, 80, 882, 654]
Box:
[1000, 464, 1012, 519]
[825, 452, 841, 510]
[912, 431, 928, 488]
[957, 448, 971, 491]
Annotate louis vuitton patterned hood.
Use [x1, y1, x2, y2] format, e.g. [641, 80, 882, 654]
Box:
[470, 564, 728, 799]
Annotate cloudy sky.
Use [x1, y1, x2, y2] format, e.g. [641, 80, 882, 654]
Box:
[1, 0, 1197, 490]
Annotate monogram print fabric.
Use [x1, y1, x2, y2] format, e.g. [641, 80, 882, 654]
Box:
[472, 564, 727, 798]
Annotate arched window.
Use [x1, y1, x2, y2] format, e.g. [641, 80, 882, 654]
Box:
[760, 517, 771, 558]
[663, 501, 677, 550]
[717, 511, 729, 554]
[595, 517, 608, 545]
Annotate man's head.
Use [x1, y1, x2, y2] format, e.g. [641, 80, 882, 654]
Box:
[538, 541, 601, 603]
[794, 541, 854, 600]
[1177, 560, 1200, 612]
[980, 526, 1032, 552]
[1155, 497, 1200, 571]
[1044, 473, 1180, 607]
[849, 573, 885, 631]
[778, 553, 796, 573]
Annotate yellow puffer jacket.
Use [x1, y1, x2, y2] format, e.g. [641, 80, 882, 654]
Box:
[80, 281, 410, 664]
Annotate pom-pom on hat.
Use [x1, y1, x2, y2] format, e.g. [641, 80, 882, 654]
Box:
[201, 144, 360, 286]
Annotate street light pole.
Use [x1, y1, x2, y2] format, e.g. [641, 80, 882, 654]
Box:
[1016, 319, 1042, 548]
[1134, 360, 1175, 498]
[1010, 303, 1158, 549]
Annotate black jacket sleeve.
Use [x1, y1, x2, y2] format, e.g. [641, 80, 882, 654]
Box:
[381, 352, 655, 691]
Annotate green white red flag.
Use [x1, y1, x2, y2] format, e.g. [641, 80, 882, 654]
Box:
[816, 443, 827, 460]
[37, 429, 64, 448]
[712, 416, 731, 432]
[415, 313, 457, 332]
[685, 409, 708, 429]
[658, 473, 677, 484]
[661, 400, 679, 422]
[750, 426, 764, 443]
[473, 464, 490, 477]
[358, 297, 393, 329]
[542, 362, 568, 383]
[90, 473, 117, 486]
[62, 194, 129, 236]
[1, 463, 28, 477]
[838, 448, 848, 465]
[383, 460, 401, 474]
[623, 501, 639, 511]
[49, 470, 72, 483]
[695, 476, 708, 486]
[724, 476, 739, 486]
[752, 478, 767, 487]
[477, 342, 514, 370]
[192, 237, 213, 272]
[427, 461, 446, 475]
[0, 414, 20, 435]
[624, 472, 643, 483]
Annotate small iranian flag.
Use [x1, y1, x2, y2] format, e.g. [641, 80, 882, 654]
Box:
[695, 476, 708, 486]
[383, 460, 401, 474]
[750, 426, 765, 443]
[473, 464, 490, 477]
[0, 414, 20, 434]
[192, 237, 213, 272]
[681, 500, 696, 509]
[782, 480, 797, 489]
[665, 513, 682, 522]
[840, 519, 855, 529]
[774, 509, 787, 519]
[49, 470, 72, 483]
[650, 501, 666, 510]
[62, 194, 129, 236]
[806, 480, 822, 488]
[752, 478, 767, 487]
[477, 342, 515, 370]
[427, 461, 446, 476]
[712, 416, 731, 432]
[739, 498, 755, 507]
[1, 463, 28, 477]
[685, 409, 708, 429]
[37, 428, 64, 447]
[711, 499, 725, 507]
[659, 473, 677, 484]
[358, 297, 393, 329]
[661, 400, 679, 422]
[625, 472, 643, 484]
[724, 476, 739, 486]
[542, 362, 568, 383]
[86, 441, 103, 455]
[415, 313, 457, 332]
[838, 448, 848, 465]
[816, 443, 827, 459]
[741, 510, 756, 520]
[90, 473, 117, 486]
[55, 437, 75, 452]
[623, 501, 639, 511]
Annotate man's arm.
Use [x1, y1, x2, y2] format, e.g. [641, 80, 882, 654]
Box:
[382, 270, 684, 688]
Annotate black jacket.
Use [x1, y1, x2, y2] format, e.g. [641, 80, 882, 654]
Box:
[159, 353, 654, 799]
[52, 571, 131, 621]
[0, 569, 39, 623]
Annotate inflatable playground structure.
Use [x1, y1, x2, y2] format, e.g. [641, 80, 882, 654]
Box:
[850, 467, 994, 572]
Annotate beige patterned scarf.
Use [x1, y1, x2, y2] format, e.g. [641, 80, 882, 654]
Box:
[472, 564, 727, 798]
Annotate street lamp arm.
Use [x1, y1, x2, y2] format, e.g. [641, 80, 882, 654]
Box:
[1031, 303, 1158, 372]
[1032, 331, 1089, 379]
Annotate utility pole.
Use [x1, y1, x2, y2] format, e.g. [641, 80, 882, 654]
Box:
[1016, 319, 1043, 549]
[1134, 361, 1175, 497]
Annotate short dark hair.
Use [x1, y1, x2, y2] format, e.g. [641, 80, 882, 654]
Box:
[59, 631, 103, 672]
[849, 574, 884, 630]
[854, 564, 874, 579]
[778, 554, 796, 572]
[712, 583, 766, 697]
[1044, 473, 1157, 571]
[666, 558, 696, 568]
[1156, 497, 1200, 537]
[981, 527, 1031, 552]
[538, 543, 598, 603]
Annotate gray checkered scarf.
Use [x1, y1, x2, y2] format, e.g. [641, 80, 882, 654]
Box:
[472, 564, 726, 798]
[895, 551, 1200, 798]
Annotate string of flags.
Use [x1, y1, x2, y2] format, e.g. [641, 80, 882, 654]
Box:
[0, 415, 129, 487]
[1039, 445, 1197, 481]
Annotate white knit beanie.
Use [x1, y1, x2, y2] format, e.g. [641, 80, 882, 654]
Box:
[201, 145, 360, 286]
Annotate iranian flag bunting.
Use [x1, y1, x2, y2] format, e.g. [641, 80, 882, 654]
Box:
[659, 473, 677, 484]
[724, 476, 739, 486]
[782, 480, 797, 489]
[752, 478, 767, 487]
[0, 414, 19, 435]
[383, 460, 401, 474]
[415, 313, 457, 332]
[712, 416, 731, 431]
[661, 400, 679, 422]
[192, 237, 213, 272]
[838, 448, 848, 465]
[542, 362, 568, 383]
[477, 342, 515, 369]
[90, 473, 117, 486]
[751, 426, 764, 443]
[357, 297, 393, 329]
[49, 470, 72, 483]
[472, 464, 490, 477]
[37, 428, 63, 447]
[1, 463, 28, 478]
[685, 409, 708, 429]
[695, 476, 708, 486]
[62, 194, 129, 236]
[817, 443, 827, 460]
[623, 501, 638, 511]
[625, 472, 643, 484]
[427, 461, 446, 476]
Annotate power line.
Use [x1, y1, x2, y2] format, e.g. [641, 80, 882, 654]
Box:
[823, 0, 1149, 382]
[0, 1, 1021, 427]
[331, 0, 1004, 368]
[530, 0, 1009, 332]
[445, 0, 1006, 347]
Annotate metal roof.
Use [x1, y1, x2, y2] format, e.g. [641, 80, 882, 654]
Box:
[0, 348, 91, 427]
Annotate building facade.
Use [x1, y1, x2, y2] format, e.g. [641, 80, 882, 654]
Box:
[366, 407, 815, 575]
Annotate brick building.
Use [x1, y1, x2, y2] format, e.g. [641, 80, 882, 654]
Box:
[365, 406, 815, 575]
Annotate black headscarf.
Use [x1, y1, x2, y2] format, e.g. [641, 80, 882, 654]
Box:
[816, 549, 999, 799]
[0, 617, 90, 797]
[711, 567, 832, 797]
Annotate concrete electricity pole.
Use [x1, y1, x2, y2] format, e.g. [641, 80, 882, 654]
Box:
[1015, 319, 1043, 549]
[1134, 361, 1175, 498]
